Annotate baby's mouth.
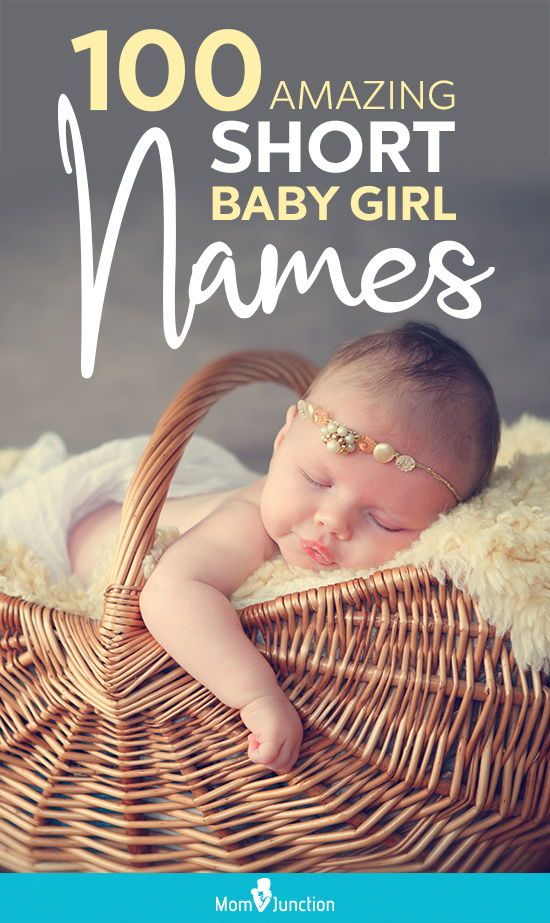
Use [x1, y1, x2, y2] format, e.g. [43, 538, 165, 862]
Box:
[300, 540, 335, 567]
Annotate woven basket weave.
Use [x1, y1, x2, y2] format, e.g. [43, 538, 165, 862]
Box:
[0, 351, 548, 872]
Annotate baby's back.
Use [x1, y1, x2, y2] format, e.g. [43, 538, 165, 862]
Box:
[69, 478, 265, 585]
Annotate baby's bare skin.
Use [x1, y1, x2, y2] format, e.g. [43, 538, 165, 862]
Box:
[139, 481, 305, 774]
[70, 382, 462, 775]
[69, 480, 265, 586]
[69, 478, 303, 775]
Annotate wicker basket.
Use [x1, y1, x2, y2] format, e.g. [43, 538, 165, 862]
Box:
[0, 351, 548, 873]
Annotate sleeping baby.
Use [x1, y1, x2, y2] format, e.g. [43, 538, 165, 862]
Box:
[69, 322, 500, 774]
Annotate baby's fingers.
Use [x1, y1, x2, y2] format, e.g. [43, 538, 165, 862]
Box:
[247, 734, 283, 768]
[247, 734, 299, 775]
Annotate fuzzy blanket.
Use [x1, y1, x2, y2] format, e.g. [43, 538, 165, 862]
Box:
[1, 416, 550, 671]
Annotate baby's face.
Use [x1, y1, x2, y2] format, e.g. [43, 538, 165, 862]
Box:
[260, 383, 457, 571]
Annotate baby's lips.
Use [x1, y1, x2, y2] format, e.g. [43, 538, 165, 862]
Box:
[301, 539, 335, 566]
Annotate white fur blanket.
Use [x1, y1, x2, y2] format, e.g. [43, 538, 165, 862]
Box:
[1, 416, 550, 671]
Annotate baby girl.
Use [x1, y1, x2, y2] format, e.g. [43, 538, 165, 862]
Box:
[70, 322, 500, 774]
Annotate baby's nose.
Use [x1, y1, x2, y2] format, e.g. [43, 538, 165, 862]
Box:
[314, 505, 353, 541]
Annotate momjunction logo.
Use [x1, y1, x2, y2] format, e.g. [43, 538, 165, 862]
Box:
[215, 877, 336, 914]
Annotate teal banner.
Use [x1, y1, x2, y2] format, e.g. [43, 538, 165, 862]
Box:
[2, 873, 549, 923]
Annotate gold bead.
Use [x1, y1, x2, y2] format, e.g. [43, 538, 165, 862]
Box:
[357, 436, 375, 454]
[313, 409, 329, 426]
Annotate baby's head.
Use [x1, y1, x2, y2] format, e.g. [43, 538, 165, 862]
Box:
[261, 322, 500, 571]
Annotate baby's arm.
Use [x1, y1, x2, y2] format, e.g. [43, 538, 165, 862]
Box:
[139, 498, 302, 774]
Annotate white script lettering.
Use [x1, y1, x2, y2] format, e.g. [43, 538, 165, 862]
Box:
[59, 96, 494, 379]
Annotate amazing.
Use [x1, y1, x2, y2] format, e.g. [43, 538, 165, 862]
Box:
[269, 80, 456, 111]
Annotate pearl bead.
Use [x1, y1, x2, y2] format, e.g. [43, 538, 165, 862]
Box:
[326, 422, 337, 434]
[336, 425, 348, 437]
[373, 442, 395, 463]
[346, 442, 357, 452]
[344, 433, 356, 445]
[326, 438, 340, 452]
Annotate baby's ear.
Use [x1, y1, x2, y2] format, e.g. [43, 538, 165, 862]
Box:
[273, 404, 298, 451]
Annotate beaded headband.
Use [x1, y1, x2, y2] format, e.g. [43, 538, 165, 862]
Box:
[297, 399, 462, 503]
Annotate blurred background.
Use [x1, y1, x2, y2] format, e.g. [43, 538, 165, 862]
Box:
[1, 0, 549, 471]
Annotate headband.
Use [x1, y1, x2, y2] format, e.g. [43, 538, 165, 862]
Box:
[297, 399, 462, 503]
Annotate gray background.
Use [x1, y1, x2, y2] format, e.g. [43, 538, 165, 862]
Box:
[1, 0, 549, 470]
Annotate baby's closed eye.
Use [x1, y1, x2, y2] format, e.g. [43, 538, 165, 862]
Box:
[365, 511, 405, 533]
[299, 468, 331, 489]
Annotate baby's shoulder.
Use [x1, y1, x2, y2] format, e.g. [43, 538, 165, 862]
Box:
[230, 476, 266, 507]
[215, 493, 265, 542]
[215, 482, 274, 558]
[153, 484, 275, 595]
[199, 488, 276, 585]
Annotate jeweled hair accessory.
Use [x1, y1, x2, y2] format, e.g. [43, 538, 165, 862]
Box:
[297, 399, 462, 503]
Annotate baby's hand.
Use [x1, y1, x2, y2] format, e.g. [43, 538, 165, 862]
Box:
[240, 690, 303, 774]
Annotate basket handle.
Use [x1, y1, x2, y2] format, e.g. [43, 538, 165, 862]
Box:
[101, 351, 318, 627]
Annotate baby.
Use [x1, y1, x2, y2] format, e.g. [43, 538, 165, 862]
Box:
[69, 322, 500, 774]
